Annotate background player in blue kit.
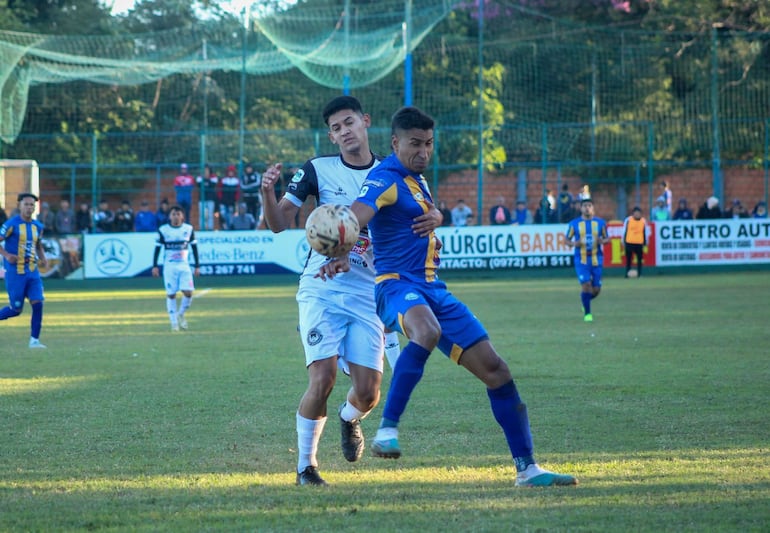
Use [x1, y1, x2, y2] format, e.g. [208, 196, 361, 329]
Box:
[565, 193, 610, 322]
[320, 106, 577, 488]
[0, 193, 49, 349]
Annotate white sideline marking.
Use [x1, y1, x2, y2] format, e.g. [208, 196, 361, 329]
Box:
[194, 288, 212, 299]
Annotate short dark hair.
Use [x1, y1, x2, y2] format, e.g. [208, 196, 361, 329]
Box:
[17, 193, 38, 202]
[632, 206, 642, 213]
[322, 95, 363, 125]
[169, 205, 185, 215]
[391, 106, 435, 134]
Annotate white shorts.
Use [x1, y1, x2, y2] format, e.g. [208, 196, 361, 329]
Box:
[296, 289, 384, 372]
[163, 263, 194, 295]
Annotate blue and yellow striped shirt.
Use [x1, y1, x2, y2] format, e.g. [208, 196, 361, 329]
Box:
[0, 215, 44, 275]
[565, 216, 608, 267]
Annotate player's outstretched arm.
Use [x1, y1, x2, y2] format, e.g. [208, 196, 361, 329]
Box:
[261, 163, 299, 233]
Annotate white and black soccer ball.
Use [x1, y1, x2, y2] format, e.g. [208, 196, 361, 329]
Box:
[305, 204, 360, 258]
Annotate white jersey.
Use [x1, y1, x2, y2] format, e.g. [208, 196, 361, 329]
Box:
[156, 222, 196, 268]
[285, 154, 381, 295]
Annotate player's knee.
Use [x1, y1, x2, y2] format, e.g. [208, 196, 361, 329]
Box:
[6, 305, 23, 316]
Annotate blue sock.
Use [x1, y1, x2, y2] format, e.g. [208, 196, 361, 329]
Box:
[31, 302, 43, 339]
[487, 380, 535, 471]
[581, 291, 592, 314]
[380, 342, 432, 428]
[0, 305, 21, 320]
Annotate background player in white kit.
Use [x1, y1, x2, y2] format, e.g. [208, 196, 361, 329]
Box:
[152, 205, 200, 331]
[261, 96, 441, 486]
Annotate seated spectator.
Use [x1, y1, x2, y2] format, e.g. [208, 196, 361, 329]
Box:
[557, 184, 573, 222]
[651, 197, 671, 221]
[696, 196, 722, 219]
[672, 198, 693, 220]
[54, 198, 76, 234]
[76, 202, 92, 233]
[488, 196, 511, 225]
[0, 206, 7, 227]
[156, 198, 170, 228]
[513, 200, 533, 225]
[134, 200, 158, 232]
[93, 200, 115, 233]
[438, 200, 452, 227]
[451, 199, 473, 227]
[752, 201, 768, 219]
[39, 201, 56, 234]
[725, 199, 749, 219]
[229, 202, 257, 230]
[114, 200, 135, 232]
[533, 196, 557, 224]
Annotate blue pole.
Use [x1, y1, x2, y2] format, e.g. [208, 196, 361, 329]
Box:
[711, 27, 723, 200]
[475, 0, 484, 226]
[404, 0, 413, 106]
[343, 0, 350, 95]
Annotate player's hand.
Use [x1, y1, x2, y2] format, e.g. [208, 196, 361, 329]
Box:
[37, 256, 47, 268]
[412, 203, 442, 237]
[152, 266, 160, 277]
[574, 239, 583, 248]
[315, 257, 350, 281]
[193, 267, 200, 277]
[261, 163, 282, 192]
[5, 253, 18, 264]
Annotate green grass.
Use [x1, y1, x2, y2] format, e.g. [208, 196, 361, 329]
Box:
[1, 272, 769, 532]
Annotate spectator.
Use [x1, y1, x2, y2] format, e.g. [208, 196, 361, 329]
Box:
[38, 201, 56, 235]
[696, 196, 722, 219]
[672, 198, 693, 220]
[229, 202, 257, 230]
[437, 200, 452, 226]
[451, 199, 473, 227]
[752, 201, 768, 219]
[651, 197, 670, 221]
[0, 206, 7, 227]
[513, 200, 533, 225]
[622, 206, 647, 278]
[93, 200, 115, 233]
[114, 200, 135, 232]
[196, 165, 218, 230]
[725, 199, 749, 219]
[534, 196, 557, 224]
[156, 198, 170, 228]
[488, 196, 511, 225]
[54, 198, 76, 234]
[134, 200, 158, 232]
[76, 202, 92, 233]
[240, 163, 263, 226]
[557, 184, 573, 222]
[218, 165, 240, 230]
[174, 163, 195, 221]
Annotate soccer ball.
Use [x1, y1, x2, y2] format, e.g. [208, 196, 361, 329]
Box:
[627, 268, 639, 278]
[305, 204, 360, 258]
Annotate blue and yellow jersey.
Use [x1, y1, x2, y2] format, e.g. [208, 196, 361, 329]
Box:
[0, 215, 44, 275]
[565, 216, 608, 266]
[356, 153, 440, 283]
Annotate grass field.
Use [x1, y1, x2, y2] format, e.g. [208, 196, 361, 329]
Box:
[1, 271, 769, 532]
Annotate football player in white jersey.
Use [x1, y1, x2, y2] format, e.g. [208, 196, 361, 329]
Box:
[261, 96, 441, 486]
[152, 205, 200, 331]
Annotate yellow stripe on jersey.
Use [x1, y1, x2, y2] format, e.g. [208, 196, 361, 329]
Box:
[374, 183, 398, 210]
[404, 175, 438, 281]
[404, 176, 430, 214]
[376, 272, 400, 283]
[578, 220, 600, 266]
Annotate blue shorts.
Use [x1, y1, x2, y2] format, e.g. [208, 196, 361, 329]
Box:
[4, 270, 44, 310]
[374, 278, 488, 363]
[575, 262, 603, 287]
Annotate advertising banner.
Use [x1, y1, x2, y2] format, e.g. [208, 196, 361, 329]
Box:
[655, 219, 770, 266]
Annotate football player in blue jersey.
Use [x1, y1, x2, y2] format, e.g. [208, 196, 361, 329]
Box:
[320, 106, 577, 487]
[565, 193, 610, 322]
[0, 193, 49, 349]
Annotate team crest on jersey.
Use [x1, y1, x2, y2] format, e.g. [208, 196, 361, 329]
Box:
[414, 192, 425, 202]
[291, 169, 305, 183]
[307, 328, 323, 346]
[405, 292, 419, 301]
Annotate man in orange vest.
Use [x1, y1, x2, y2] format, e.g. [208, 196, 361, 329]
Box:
[623, 206, 647, 278]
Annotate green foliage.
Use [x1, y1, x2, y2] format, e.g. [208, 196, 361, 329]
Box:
[0, 272, 769, 531]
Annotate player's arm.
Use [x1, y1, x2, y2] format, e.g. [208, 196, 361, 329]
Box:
[260, 163, 300, 233]
[190, 242, 200, 276]
[35, 234, 47, 268]
[411, 202, 442, 237]
[151, 243, 162, 277]
[564, 226, 581, 248]
[0, 235, 16, 263]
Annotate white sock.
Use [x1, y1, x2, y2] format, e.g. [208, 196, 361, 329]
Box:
[296, 412, 326, 472]
[374, 427, 398, 441]
[166, 297, 178, 325]
[518, 463, 546, 479]
[179, 295, 192, 316]
[384, 331, 401, 370]
[340, 400, 368, 423]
